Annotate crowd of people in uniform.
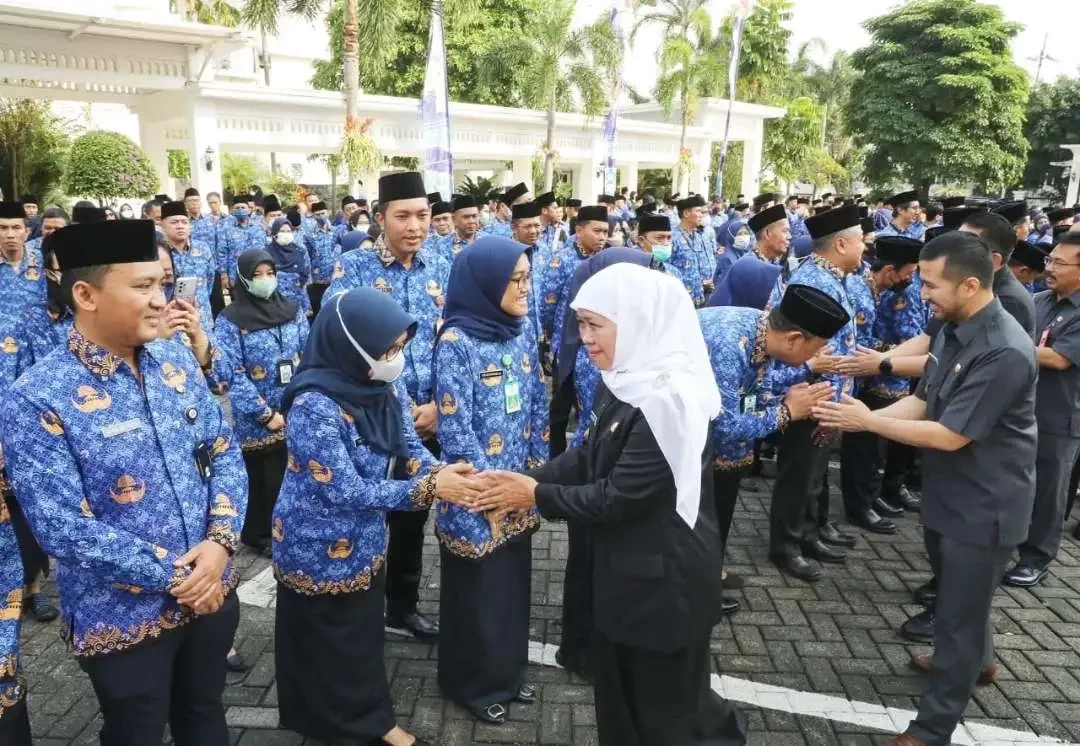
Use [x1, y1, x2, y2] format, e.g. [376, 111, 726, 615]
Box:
[0, 169, 1078, 746]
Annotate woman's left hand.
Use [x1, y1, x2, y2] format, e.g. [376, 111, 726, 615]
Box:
[471, 471, 537, 514]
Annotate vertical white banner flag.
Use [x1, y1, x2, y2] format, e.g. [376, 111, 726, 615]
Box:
[716, 0, 754, 197]
[420, 0, 453, 197]
[602, 0, 633, 195]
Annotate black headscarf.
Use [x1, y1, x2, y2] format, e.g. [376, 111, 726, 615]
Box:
[40, 236, 68, 318]
[218, 249, 299, 331]
[282, 289, 418, 459]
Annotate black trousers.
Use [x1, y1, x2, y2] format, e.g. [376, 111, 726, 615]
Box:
[78, 594, 239, 746]
[385, 438, 438, 620]
[1066, 449, 1080, 520]
[559, 521, 594, 674]
[713, 468, 745, 562]
[840, 393, 892, 516]
[307, 282, 328, 317]
[770, 420, 832, 558]
[240, 443, 288, 549]
[3, 489, 48, 587]
[0, 696, 32, 746]
[550, 372, 576, 457]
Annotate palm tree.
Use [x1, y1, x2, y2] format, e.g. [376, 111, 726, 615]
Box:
[635, 0, 722, 192]
[479, 0, 617, 191]
[803, 50, 855, 151]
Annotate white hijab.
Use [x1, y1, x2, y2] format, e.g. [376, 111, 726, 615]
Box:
[571, 263, 722, 528]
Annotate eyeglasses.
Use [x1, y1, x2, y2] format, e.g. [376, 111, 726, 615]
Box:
[1045, 256, 1080, 269]
[509, 272, 532, 288]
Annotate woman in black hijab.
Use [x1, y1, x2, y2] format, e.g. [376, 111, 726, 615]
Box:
[216, 249, 307, 556]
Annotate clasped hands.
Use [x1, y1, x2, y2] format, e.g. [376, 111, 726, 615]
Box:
[171, 540, 230, 616]
[434, 462, 538, 518]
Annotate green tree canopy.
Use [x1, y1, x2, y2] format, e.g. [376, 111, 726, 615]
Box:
[1022, 77, 1080, 196]
[221, 152, 266, 197]
[845, 0, 1029, 194]
[0, 99, 71, 204]
[311, 0, 537, 106]
[720, 0, 792, 105]
[65, 131, 158, 203]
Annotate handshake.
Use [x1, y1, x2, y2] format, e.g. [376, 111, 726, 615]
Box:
[434, 463, 538, 515]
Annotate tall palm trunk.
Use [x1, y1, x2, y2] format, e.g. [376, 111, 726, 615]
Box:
[544, 87, 557, 191]
[820, 101, 828, 150]
[261, 27, 278, 174]
[676, 104, 689, 194]
[343, 0, 360, 190]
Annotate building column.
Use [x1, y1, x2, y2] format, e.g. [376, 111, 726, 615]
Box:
[1065, 144, 1080, 207]
[138, 115, 169, 196]
[622, 161, 639, 194]
[185, 97, 223, 200]
[510, 156, 532, 191]
[741, 122, 764, 197]
[693, 141, 711, 196]
[358, 168, 381, 201]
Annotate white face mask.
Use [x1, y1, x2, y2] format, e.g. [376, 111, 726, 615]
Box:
[275, 232, 295, 246]
[335, 295, 406, 382]
[733, 234, 751, 250]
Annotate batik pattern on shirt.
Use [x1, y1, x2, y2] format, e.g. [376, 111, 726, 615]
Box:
[1, 329, 246, 658]
[845, 265, 881, 350]
[190, 216, 218, 256]
[0, 312, 28, 397]
[0, 247, 45, 319]
[215, 310, 310, 450]
[571, 346, 601, 449]
[0, 493, 24, 717]
[700, 307, 790, 470]
[539, 237, 591, 357]
[864, 272, 928, 400]
[481, 218, 513, 238]
[435, 231, 475, 267]
[697, 226, 719, 286]
[671, 226, 705, 304]
[306, 229, 341, 284]
[433, 326, 548, 559]
[767, 254, 856, 401]
[170, 240, 217, 335]
[20, 305, 73, 366]
[271, 387, 441, 595]
[217, 220, 268, 283]
[876, 222, 925, 241]
[326, 245, 449, 405]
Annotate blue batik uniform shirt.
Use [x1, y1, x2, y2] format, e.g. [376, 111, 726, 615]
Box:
[434, 324, 548, 558]
[217, 218, 267, 284]
[271, 386, 441, 595]
[671, 224, 706, 304]
[539, 237, 593, 357]
[169, 239, 217, 335]
[482, 217, 512, 238]
[877, 221, 925, 241]
[0, 246, 45, 319]
[1, 329, 247, 658]
[864, 273, 928, 399]
[326, 241, 449, 405]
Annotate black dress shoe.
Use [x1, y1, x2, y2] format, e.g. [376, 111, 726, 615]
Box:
[819, 521, 857, 548]
[771, 554, 822, 582]
[893, 486, 921, 512]
[872, 497, 904, 518]
[25, 595, 59, 623]
[1003, 563, 1049, 588]
[515, 683, 537, 703]
[913, 578, 937, 607]
[900, 608, 935, 644]
[226, 651, 248, 672]
[1073, 522, 1080, 540]
[718, 597, 740, 617]
[847, 508, 897, 535]
[385, 611, 440, 638]
[803, 539, 846, 564]
[722, 570, 745, 590]
[554, 649, 591, 681]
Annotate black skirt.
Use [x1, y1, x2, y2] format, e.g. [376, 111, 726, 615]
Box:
[437, 537, 531, 712]
[592, 625, 748, 746]
[558, 521, 593, 673]
[240, 442, 287, 548]
[275, 572, 396, 744]
[4, 489, 48, 585]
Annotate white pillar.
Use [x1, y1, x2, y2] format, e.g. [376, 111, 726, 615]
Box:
[1065, 144, 1080, 207]
[186, 98, 222, 200]
[622, 161, 639, 194]
[571, 162, 589, 199]
[511, 156, 532, 192]
[693, 141, 711, 196]
[741, 123, 764, 197]
[138, 115, 169, 196]
[358, 168, 381, 201]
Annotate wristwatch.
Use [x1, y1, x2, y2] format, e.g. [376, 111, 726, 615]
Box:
[879, 357, 893, 375]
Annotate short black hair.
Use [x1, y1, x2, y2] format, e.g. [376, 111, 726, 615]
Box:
[41, 207, 68, 221]
[61, 265, 112, 312]
[961, 212, 1015, 261]
[920, 231, 994, 289]
[869, 257, 913, 273]
[924, 203, 942, 222]
[767, 305, 812, 338]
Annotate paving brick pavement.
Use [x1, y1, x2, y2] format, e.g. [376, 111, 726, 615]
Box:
[20, 461, 1080, 745]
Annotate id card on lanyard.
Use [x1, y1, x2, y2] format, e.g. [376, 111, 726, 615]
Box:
[502, 353, 522, 414]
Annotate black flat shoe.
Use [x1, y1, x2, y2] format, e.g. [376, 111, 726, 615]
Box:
[847, 508, 897, 535]
[872, 497, 904, 518]
[1003, 563, 1049, 588]
[914, 578, 937, 607]
[554, 649, 591, 681]
[515, 684, 537, 703]
[802, 538, 846, 564]
[721, 570, 745, 590]
[771, 554, 822, 582]
[819, 521, 857, 548]
[718, 597, 740, 617]
[25, 595, 59, 623]
[900, 609, 935, 644]
[226, 651, 248, 672]
[385, 611, 439, 639]
[892, 485, 921, 512]
[471, 703, 507, 724]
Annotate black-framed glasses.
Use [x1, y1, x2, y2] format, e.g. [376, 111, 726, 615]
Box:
[1045, 256, 1080, 269]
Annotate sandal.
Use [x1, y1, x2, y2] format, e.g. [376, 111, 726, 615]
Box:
[515, 684, 537, 703]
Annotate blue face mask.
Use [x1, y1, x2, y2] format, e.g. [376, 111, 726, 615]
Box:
[234, 207, 249, 221]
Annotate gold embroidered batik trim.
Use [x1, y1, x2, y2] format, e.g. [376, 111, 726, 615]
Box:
[410, 465, 443, 510]
[274, 553, 385, 596]
[206, 520, 239, 553]
[240, 430, 286, 451]
[714, 452, 755, 472]
[71, 608, 190, 658]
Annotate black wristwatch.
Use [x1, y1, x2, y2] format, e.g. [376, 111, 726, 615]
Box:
[879, 357, 893, 375]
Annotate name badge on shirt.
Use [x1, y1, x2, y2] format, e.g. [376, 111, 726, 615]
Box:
[276, 360, 295, 385]
[741, 394, 757, 414]
[101, 419, 142, 438]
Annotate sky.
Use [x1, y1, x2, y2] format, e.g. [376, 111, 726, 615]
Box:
[572, 0, 1080, 96]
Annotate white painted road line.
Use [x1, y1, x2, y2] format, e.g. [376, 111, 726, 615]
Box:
[238, 574, 1080, 746]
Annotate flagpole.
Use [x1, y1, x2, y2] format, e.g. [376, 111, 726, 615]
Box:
[715, 0, 753, 198]
[602, 0, 632, 196]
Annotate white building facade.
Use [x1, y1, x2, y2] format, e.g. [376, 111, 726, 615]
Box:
[0, 0, 786, 200]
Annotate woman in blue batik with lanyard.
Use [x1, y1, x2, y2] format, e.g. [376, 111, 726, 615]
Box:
[266, 215, 313, 317]
[272, 288, 477, 746]
[432, 236, 549, 725]
[216, 249, 309, 555]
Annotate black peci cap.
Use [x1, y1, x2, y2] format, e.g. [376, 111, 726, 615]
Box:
[779, 284, 851, 339]
[576, 206, 608, 224]
[451, 194, 477, 212]
[500, 182, 529, 205]
[160, 201, 187, 220]
[51, 220, 158, 271]
[638, 214, 672, 234]
[0, 202, 25, 219]
[378, 172, 426, 205]
[874, 236, 923, 267]
[943, 206, 987, 231]
[992, 200, 1027, 225]
[511, 201, 542, 220]
[535, 192, 556, 208]
[747, 203, 787, 234]
[886, 190, 919, 207]
[1010, 240, 1048, 270]
[431, 201, 452, 217]
[804, 204, 860, 240]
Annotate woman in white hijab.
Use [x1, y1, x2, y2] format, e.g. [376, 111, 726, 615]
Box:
[473, 264, 748, 746]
